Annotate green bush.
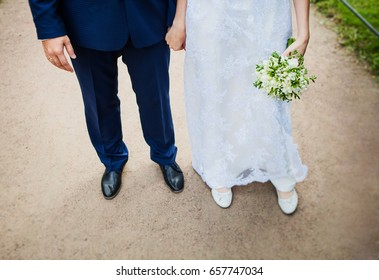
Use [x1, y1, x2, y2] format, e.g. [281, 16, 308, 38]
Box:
[312, 0, 379, 75]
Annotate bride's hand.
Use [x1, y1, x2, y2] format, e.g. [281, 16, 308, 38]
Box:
[282, 36, 309, 57]
[165, 24, 186, 51]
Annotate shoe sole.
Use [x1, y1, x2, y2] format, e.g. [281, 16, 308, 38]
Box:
[214, 203, 232, 209]
[171, 188, 184, 193]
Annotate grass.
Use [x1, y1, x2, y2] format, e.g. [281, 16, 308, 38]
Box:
[311, 0, 379, 76]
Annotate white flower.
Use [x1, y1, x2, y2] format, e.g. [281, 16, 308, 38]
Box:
[253, 51, 316, 102]
[287, 57, 299, 68]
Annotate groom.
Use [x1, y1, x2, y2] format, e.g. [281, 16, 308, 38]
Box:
[28, 0, 184, 199]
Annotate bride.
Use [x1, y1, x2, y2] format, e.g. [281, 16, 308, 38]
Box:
[166, 0, 310, 214]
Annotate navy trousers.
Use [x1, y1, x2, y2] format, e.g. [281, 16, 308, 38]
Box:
[71, 40, 177, 172]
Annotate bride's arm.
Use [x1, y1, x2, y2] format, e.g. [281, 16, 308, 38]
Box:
[166, 0, 187, 51]
[282, 0, 310, 56]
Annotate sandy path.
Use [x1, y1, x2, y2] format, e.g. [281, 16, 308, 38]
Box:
[0, 0, 378, 259]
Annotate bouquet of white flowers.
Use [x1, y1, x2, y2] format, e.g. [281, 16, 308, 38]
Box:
[253, 40, 316, 102]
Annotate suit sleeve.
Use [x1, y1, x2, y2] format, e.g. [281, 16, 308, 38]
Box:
[28, 0, 67, 40]
[167, 0, 177, 26]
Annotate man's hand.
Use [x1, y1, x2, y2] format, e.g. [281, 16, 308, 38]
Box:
[42, 35, 76, 72]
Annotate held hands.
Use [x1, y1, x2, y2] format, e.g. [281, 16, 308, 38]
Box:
[42, 35, 76, 72]
[165, 24, 186, 51]
[282, 36, 309, 57]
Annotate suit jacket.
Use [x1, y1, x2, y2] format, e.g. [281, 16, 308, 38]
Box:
[29, 0, 176, 50]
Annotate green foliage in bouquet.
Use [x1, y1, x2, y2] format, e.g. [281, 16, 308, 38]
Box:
[253, 39, 316, 102]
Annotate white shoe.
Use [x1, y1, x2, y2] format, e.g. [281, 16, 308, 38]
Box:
[211, 188, 233, 208]
[276, 189, 298, 215]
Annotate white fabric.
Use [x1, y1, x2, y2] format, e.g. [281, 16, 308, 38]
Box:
[184, 0, 308, 189]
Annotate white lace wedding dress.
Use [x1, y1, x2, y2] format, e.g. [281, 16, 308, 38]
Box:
[184, 0, 308, 189]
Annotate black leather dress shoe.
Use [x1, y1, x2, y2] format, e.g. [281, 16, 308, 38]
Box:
[101, 170, 123, 200]
[159, 162, 184, 193]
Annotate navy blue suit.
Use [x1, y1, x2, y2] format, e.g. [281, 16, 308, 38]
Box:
[29, 0, 178, 171]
